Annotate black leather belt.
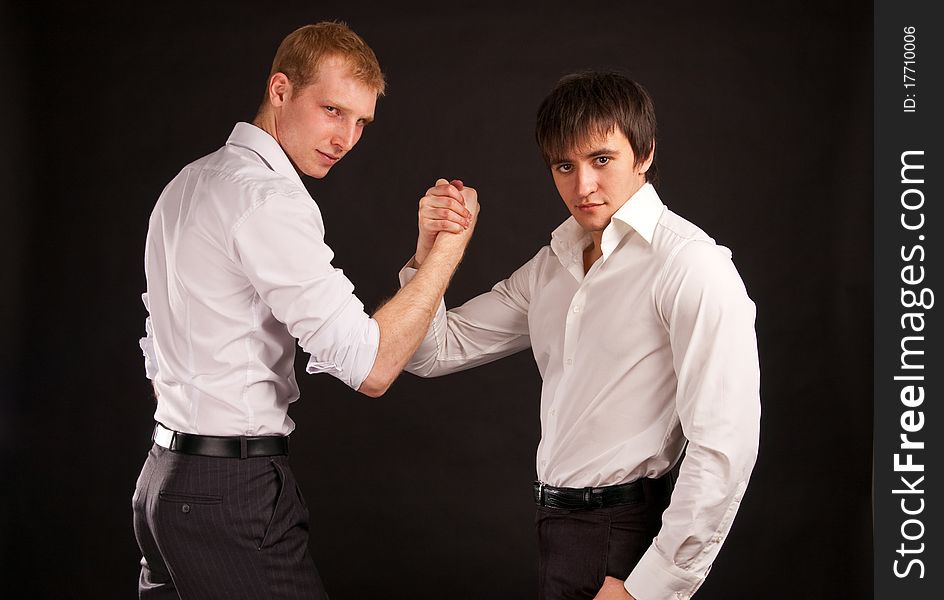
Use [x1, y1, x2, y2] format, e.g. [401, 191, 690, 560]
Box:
[533, 476, 671, 510]
[153, 423, 289, 459]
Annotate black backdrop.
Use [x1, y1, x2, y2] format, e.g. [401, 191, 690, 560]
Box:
[1, 1, 872, 598]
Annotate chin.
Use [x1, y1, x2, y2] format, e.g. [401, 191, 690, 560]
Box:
[304, 166, 331, 179]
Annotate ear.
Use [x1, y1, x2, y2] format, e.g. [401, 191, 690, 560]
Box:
[267, 72, 293, 108]
[639, 139, 656, 174]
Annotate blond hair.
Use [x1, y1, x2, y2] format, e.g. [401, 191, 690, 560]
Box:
[262, 21, 385, 104]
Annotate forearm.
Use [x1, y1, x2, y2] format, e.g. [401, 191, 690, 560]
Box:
[358, 232, 469, 396]
[397, 254, 535, 378]
[404, 300, 531, 377]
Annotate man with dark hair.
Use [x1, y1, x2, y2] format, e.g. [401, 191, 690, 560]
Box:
[134, 22, 477, 599]
[404, 72, 760, 600]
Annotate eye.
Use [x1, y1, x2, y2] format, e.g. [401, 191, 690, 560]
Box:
[324, 106, 339, 115]
[556, 163, 574, 174]
[594, 156, 610, 166]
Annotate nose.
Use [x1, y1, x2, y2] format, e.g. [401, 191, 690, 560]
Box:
[331, 120, 360, 153]
[575, 165, 598, 200]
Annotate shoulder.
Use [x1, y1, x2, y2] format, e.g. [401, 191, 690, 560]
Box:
[651, 210, 751, 294]
[533, 244, 555, 264]
[500, 244, 553, 284]
[647, 207, 737, 273]
[487, 244, 555, 304]
[198, 145, 309, 203]
[651, 208, 716, 253]
[522, 244, 559, 280]
[170, 144, 314, 230]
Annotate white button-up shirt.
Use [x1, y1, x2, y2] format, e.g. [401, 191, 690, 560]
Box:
[401, 183, 760, 599]
[141, 122, 379, 436]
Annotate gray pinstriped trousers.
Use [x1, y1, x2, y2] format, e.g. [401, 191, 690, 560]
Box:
[133, 444, 328, 599]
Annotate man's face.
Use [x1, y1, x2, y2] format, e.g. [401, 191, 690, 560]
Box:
[550, 128, 651, 235]
[274, 56, 377, 179]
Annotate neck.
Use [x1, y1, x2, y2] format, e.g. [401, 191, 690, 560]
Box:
[583, 237, 603, 274]
[252, 110, 304, 177]
[252, 110, 277, 142]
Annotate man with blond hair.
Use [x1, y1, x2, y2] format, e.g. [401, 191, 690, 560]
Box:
[133, 22, 477, 598]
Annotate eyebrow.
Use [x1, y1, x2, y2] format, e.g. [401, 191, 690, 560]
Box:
[584, 147, 620, 158]
[321, 98, 375, 124]
[553, 147, 621, 165]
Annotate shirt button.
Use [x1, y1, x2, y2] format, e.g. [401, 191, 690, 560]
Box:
[550, 409, 556, 416]
[566, 358, 573, 365]
[181, 504, 191, 514]
[572, 305, 581, 313]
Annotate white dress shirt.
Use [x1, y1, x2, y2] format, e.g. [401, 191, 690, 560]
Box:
[141, 122, 379, 436]
[400, 183, 760, 599]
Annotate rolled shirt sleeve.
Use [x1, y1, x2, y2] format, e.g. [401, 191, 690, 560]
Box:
[234, 193, 379, 390]
[626, 241, 761, 600]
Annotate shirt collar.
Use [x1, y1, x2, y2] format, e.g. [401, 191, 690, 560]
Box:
[550, 182, 665, 265]
[226, 122, 306, 191]
[549, 216, 590, 271]
[607, 182, 664, 247]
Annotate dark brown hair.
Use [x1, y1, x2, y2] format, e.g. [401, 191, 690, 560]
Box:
[535, 71, 657, 184]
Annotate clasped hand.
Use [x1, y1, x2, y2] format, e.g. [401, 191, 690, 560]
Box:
[415, 178, 479, 266]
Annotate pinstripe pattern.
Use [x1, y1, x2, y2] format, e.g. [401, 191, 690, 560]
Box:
[133, 444, 327, 599]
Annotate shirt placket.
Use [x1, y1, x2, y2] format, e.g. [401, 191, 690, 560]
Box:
[562, 251, 603, 371]
[548, 254, 594, 445]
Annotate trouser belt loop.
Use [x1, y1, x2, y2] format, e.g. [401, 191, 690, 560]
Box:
[239, 436, 248, 459]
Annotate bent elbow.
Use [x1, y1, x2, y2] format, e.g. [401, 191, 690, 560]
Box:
[357, 379, 388, 398]
[357, 370, 396, 398]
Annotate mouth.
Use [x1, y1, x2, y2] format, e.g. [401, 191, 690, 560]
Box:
[316, 150, 340, 164]
[575, 203, 604, 212]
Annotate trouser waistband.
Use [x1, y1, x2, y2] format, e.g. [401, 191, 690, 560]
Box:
[152, 422, 289, 459]
[533, 475, 673, 510]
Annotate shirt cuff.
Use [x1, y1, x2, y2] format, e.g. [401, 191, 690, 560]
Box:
[398, 258, 418, 287]
[305, 317, 380, 390]
[624, 545, 706, 600]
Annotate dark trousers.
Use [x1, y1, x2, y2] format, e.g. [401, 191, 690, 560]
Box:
[132, 444, 327, 600]
[536, 479, 670, 600]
